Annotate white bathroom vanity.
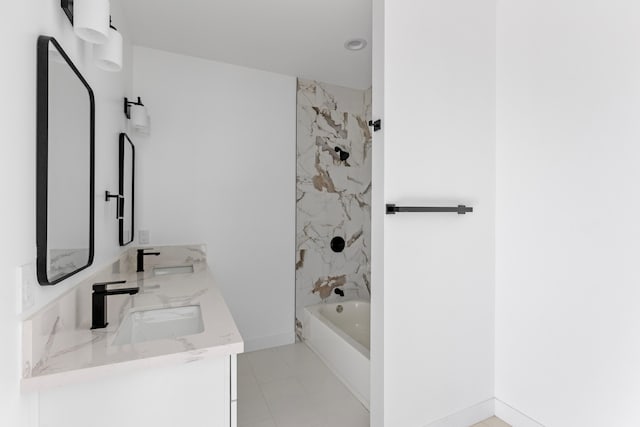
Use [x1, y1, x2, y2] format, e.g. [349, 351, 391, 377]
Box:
[22, 245, 243, 427]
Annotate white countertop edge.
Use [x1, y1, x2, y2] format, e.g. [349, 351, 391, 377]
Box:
[21, 340, 244, 392]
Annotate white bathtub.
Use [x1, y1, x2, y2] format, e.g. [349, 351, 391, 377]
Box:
[303, 300, 370, 409]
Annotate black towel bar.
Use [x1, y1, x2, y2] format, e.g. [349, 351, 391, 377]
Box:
[386, 204, 473, 215]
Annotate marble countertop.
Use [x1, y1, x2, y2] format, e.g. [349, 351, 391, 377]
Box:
[21, 245, 244, 391]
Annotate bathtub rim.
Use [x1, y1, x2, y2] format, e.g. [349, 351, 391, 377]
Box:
[303, 300, 370, 359]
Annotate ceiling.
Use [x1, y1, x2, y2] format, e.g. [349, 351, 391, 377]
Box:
[120, 0, 372, 89]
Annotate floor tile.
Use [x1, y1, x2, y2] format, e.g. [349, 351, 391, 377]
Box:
[266, 388, 314, 418]
[476, 416, 511, 427]
[276, 342, 322, 371]
[260, 377, 307, 407]
[271, 405, 325, 427]
[268, 392, 323, 427]
[486, 417, 511, 427]
[239, 343, 370, 427]
[237, 388, 271, 426]
[238, 367, 260, 391]
[314, 377, 356, 402]
[240, 419, 277, 427]
[238, 379, 262, 402]
[317, 405, 370, 427]
[247, 348, 295, 384]
[295, 363, 342, 396]
[238, 354, 255, 378]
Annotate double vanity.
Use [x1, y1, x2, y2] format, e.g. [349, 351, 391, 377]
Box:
[29, 36, 243, 427]
[22, 245, 243, 427]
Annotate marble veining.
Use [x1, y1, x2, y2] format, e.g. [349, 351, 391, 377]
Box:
[296, 79, 372, 325]
[22, 244, 243, 391]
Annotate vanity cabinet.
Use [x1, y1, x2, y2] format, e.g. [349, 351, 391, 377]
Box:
[23, 245, 243, 427]
[38, 354, 238, 427]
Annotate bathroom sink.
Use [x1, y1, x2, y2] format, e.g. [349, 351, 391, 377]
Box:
[152, 265, 194, 276]
[113, 305, 204, 345]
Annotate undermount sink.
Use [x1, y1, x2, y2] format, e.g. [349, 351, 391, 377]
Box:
[152, 265, 194, 276]
[113, 305, 204, 345]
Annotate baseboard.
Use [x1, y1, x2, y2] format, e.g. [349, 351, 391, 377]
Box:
[425, 399, 495, 427]
[494, 399, 544, 427]
[243, 331, 295, 352]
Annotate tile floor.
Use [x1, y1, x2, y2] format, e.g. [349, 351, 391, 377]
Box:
[472, 416, 511, 427]
[238, 342, 369, 427]
[237, 342, 511, 427]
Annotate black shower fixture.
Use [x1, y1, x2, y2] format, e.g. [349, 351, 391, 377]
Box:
[330, 236, 346, 253]
[334, 147, 350, 162]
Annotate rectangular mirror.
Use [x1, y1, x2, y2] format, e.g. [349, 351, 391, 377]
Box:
[36, 36, 95, 286]
[119, 133, 135, 246]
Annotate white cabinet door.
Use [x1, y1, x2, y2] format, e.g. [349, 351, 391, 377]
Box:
[39, 357, 230, 427]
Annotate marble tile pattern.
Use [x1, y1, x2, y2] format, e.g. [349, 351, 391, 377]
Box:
[296, 79, 372, 324]
[22, 244, 243, 391]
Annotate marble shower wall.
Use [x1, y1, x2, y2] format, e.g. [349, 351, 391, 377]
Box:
[296, 79, 372, 324]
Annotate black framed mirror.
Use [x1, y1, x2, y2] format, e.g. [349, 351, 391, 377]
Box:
[36, 35, 95, 286]
[119, 133, 135, 246]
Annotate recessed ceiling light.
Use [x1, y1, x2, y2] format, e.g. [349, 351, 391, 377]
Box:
[344, 38, 367, 51]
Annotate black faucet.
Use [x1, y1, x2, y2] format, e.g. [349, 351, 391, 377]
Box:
[137, 248, 161, 272]
[334, 288, 345, 297]
[91, 281, 139, 329]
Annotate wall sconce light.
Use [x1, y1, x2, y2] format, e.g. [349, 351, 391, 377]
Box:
[94, 18, 123, 72]
[60, 1, 124, 73]
[67, 0, 111, 45]
[124, 97, 150, 132]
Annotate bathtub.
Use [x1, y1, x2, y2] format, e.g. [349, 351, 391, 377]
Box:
[303, 300, 370, 409]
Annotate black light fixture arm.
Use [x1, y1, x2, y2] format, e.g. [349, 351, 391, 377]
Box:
[105, 191, 124, 219]
[61, 0, 74, 24]
[386, 203, 473, 215]
[124, 97, 144, 119]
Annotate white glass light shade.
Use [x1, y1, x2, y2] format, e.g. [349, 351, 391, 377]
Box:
[94, 28, 123, 72]
[73, 0, 110, 44]
[130, 104, 150, 130]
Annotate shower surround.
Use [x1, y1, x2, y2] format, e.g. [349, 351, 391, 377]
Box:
[296, 79, 372, 325]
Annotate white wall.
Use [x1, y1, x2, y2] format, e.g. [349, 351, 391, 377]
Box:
[370, 0, 385, 424]
[1, 0, 132, 425]
[381, 0, 496, 425]
[132, 47, 296, 352]
[496, 1, 640, 425]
